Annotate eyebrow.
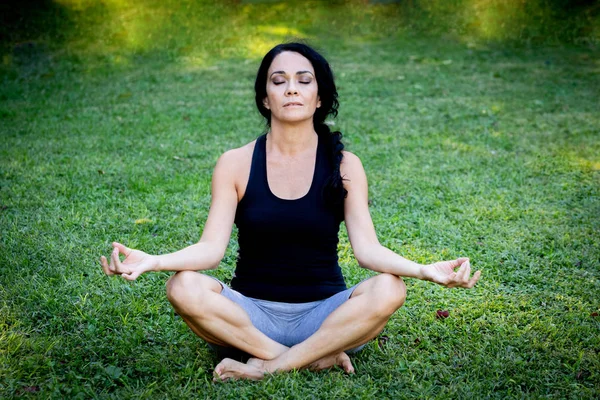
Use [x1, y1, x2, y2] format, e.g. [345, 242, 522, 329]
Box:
[269, 70, 315, 78]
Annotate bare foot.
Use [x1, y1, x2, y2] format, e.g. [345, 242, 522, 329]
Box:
[247, 357, 266, 369]
[308, 352, 355, 374]
[213, 358, 265, 381]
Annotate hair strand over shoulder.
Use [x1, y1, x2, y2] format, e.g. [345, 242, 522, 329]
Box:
[255, 42, 348, 215]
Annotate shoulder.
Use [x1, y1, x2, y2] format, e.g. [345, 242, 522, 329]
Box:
[341, 150, 362, 165]
[217, 140, 256, 168]
[214, 140, 257, 179]
[340, 150, 368, 192]
[340, 150, 365, 175]
[213, 139, 257, 199]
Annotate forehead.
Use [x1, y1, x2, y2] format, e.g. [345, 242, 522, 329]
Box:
[268, 51, 314, 74]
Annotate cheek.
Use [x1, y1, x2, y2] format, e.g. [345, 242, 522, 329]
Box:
[308, 87, 319, 104]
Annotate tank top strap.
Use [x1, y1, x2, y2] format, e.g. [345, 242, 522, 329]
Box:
[239, 134, 268, 204]
[312, 133, 328, 186]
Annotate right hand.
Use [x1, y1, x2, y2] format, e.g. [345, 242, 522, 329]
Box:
[100, 242, 158, 281]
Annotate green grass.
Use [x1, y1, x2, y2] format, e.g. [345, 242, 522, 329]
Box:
[1, 1, 599, 398]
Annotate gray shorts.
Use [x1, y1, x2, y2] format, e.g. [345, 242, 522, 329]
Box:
[208, 279, 366, 360]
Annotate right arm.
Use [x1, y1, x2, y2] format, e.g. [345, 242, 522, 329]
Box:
[100, 149, 243, 280]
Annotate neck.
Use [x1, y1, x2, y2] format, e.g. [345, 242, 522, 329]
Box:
[267, 118, 318, 156]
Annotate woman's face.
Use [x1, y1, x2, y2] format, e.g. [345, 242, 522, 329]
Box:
[264, 51, 321, 125]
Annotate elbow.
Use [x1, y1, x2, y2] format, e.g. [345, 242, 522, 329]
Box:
[353, 242, 382, 270]
[191, 242, 224, 270]
[353, 250, 372, 269]
[209, 248, 226, 270]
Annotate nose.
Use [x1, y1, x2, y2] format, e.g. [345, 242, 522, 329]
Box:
[285, 81, 298, 96]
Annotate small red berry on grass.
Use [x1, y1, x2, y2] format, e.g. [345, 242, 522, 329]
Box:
[436, 310, 450, 319]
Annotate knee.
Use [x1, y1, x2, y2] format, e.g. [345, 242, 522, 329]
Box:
[166, 271, 218, 311]
[369, 273, 406, 317]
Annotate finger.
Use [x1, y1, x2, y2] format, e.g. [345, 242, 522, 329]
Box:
[467, 270, 482, 288]
[454, 260, 469, 283]
[111, 247, 129, 274]
[100, 256, 114, 276]
[456, 257, 469, 267]
[108, 248, 118, 273]
[460, 260, 472, 285]
[444, 272, 457, 287]
[113, 242, 132, 258]
[121, 273, 135, 281]
[121, 269, 140, 281]
[445, 259, 463, 270]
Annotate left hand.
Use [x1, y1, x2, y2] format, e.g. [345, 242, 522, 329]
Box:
[420, 257, 481, 288]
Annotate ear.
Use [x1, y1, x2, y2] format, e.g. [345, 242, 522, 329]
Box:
[263, 98, 270, 110]
[317, 96, 321, 108]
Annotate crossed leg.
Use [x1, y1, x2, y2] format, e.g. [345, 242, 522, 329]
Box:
[167, 272, 349, 371]
[166, 271, 406, 380]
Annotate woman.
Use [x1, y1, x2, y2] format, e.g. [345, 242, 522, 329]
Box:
[100, 43, 481, 381]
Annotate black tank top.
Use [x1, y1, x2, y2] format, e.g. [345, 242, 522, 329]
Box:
[231, 133, 347, 303]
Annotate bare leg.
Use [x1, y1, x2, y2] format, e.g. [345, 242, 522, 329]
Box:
[214, 273, 406, 381]
[167, 271, 355, 373]
[166, 271, 288, 360]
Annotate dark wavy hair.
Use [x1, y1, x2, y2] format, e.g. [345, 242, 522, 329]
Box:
[254, 42, 347, 211]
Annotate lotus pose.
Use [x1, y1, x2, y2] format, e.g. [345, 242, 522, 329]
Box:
[100, 42, 481, 381]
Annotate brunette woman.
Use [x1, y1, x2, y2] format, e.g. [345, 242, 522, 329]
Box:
[100, 43, 480, 381]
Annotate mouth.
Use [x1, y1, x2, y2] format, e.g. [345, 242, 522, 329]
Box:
[283, 102, 303, 107]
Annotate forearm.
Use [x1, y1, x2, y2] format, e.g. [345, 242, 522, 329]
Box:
[356, 244, 425, 279]
[154, 241, 223, 272]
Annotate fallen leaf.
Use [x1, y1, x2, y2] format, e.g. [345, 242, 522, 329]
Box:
[377, 335, 389, 350]
[436, 310, 450, 319]
[591, 312, 599, 317]
[135, 218, 153, 225]
[97, 169, 105, 175]
[576, 370, 590, 381]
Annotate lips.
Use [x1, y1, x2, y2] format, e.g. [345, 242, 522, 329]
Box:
[283, 102, 303, 107]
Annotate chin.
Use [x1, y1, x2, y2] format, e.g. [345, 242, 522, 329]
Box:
[273, 110, 316, 124]
[276, 116, 314, 125]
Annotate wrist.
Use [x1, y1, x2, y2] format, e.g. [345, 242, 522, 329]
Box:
[151, 255, 161, 272]
[417, 263, 428, 281]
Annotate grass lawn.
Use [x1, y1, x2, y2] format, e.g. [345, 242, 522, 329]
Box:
[1, 1, 599, 398]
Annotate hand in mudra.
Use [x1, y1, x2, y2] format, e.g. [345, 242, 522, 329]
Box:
[100, 242, 157, 281]
[421, 258, 481, 288]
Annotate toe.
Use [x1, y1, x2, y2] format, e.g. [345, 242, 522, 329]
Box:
[342, 358, 354, 374]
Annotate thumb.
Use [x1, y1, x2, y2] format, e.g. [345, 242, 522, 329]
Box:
[121, 271, 138, 281]
[443, 272, 457, 285]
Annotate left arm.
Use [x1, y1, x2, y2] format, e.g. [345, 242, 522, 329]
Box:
[341, 151, 480, 288]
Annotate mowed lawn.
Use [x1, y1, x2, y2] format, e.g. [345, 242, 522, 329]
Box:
[1, 1, 599, 398]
